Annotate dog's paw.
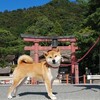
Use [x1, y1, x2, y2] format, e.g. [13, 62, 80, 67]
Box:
[8, 95, 13, 99]
[49, 94, 57, 100]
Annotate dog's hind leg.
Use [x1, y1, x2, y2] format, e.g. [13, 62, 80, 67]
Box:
[13, 77, 27, 97]
[8, 77, 26, 99]
[8, 80, 19, 99]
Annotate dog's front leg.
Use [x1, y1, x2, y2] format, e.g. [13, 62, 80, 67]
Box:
[44, 78, 57, 100]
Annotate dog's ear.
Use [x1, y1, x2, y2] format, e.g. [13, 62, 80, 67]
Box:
[43, 51, 48, 57]
[56, 47, 60, 52]
[52, 47, 60, 52]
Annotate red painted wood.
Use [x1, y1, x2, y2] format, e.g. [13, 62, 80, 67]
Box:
[71, 43, 76, 75]
[34, 42, 39, 63]
[24, 46, 78, 51]
[75, 64, 79, 84]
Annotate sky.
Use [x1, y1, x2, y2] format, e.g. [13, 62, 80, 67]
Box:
[0, 0, 76, 12]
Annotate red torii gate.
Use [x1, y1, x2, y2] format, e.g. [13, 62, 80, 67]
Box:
[21, 34, 79, 84]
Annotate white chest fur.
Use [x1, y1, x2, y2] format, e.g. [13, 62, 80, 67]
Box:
[47, 68, 59, 82]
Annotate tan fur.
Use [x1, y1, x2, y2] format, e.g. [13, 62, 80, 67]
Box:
[17, 55, 33, 65]
[8, 48, 61, 100]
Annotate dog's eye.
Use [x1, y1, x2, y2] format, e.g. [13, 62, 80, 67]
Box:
[55, 55, 57, 57]
[49, 56, 52, 58]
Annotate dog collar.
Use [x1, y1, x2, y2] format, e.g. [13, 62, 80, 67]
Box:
[45, 62, 59, 69]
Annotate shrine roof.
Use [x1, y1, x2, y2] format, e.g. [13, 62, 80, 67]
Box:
[0, 67, 11, 74]
[21, 34, 75, 39]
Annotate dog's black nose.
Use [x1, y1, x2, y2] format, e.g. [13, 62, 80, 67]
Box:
[52, 59, 56, 64]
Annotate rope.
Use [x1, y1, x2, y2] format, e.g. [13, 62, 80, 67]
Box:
[60, 35, 100, 67]
[77, 35, 100, 63]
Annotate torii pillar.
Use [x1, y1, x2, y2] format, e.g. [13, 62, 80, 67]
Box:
[71, 42, 79, 84]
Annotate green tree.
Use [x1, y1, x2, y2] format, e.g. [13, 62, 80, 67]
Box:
[82, 1, 100, 32]
[0, 29, 25, 67]
[76, 0, 89, 6]
[75, 0, 100, 74]
[25, 16, 64, 36]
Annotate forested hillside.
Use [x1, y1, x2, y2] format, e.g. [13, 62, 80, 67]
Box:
[0, 0, 85, 36]
[0, 0, 100, 75]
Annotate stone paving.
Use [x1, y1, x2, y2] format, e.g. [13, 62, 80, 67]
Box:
[0, 84, 100, 100]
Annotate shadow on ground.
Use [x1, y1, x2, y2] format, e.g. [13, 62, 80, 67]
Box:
[18, 92, 57, 99]
[74, 85, 100, 92]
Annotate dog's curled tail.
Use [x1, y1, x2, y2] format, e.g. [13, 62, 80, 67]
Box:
[18, 55, 33, 65]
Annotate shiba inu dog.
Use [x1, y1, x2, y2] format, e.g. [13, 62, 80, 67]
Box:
[8, 47, 62, 100]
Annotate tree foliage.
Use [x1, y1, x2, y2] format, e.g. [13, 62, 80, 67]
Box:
[75, 0, 100, 74]
[25, 16, 64, 36]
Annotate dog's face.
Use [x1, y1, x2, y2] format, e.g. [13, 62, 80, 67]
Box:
[44, 48, 62, 67]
